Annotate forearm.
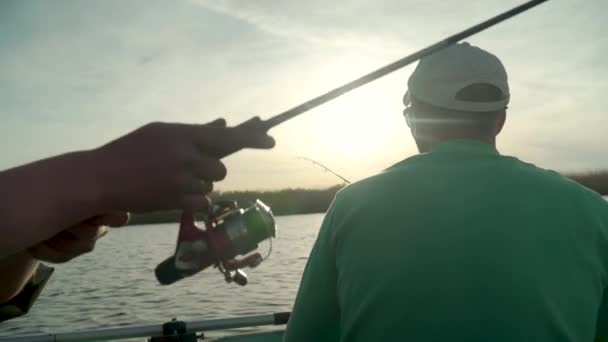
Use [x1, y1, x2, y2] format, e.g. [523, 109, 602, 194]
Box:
[0, 252, 40, 304]
[0, 150, 102, 257]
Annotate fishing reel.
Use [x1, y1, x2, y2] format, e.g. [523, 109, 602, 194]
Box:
[155, 199, 276, 286]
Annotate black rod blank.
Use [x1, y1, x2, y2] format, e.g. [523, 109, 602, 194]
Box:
[262, 0, 549, 130]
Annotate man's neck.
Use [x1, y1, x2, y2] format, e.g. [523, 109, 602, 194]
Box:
[417, 136, 496, 153]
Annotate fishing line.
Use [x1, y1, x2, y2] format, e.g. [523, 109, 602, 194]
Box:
[298, 156, 351, 184]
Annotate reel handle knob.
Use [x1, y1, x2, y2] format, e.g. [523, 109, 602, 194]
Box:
[232, 269, 248, 286]
[155, 256, 186, 285]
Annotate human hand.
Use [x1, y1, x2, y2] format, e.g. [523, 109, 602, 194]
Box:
[27, 212, 129, 263]
[91, 117, 274, 213]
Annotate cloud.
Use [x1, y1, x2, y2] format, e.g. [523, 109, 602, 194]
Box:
[0, 0, 606, 188]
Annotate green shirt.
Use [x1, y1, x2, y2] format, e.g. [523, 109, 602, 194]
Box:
[284, 140, 608, 342]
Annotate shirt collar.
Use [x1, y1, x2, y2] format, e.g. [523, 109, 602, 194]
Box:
[386, 140, 500, 172]
[429, 139, 499, 156]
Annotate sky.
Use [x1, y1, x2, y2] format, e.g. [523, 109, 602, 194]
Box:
[0, 0, 606, 191]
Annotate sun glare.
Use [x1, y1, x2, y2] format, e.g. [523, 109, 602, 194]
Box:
[314, 98, 386, 157]
[312, 84, 405, 161]
[274, 56, 417, 184]
[298, 57, 395, 157]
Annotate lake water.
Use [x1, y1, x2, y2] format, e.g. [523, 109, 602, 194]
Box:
[0, 213, 326, 340]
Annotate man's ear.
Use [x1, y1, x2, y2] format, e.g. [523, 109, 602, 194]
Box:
[496, 110, 506, 135]
[403, 112, 416, 137]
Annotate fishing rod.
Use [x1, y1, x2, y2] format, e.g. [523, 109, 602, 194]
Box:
[154, 0, 550, 288]
[298, 156, 351, 184]
[224, 0, 549, 149]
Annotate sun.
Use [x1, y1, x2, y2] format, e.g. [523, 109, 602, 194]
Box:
[313, 87, 398, 158]
[289, 55, 415, 177]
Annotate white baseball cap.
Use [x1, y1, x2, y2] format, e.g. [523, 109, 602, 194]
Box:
[404, 42, 510, 112]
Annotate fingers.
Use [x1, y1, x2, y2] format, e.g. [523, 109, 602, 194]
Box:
[90, 212, 130, 227]
[193, 117, 275, 157]
[94, 117, 274, 214]
[66, 224, 108, 242]
[206, 118, 227, 127]
[176, 177, 213, 212]
[180, 194, 211, 212]
[28, 243, 76, 263]
[191, 156, 227, 181]
[49, 225, 106, 251]
[233, 116, 275, 148]
[230, 127, 276, 149]
[29, 225, 107, 263]
[181, 179, 213, 195]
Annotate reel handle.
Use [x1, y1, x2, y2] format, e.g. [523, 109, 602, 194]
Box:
[155, 252, 217, 285]
[154, 256, 185, 286]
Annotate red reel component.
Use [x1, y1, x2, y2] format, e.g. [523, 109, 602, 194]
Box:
[155, 200, 275, 286]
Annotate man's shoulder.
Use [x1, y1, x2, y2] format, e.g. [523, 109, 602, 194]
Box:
[333, 159, 420, 204]
[334, 151, 474, 202]
[338, 154, 605, 205]
[507, 157, 607, 206]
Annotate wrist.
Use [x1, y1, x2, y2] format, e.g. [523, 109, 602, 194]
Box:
[0, 150, 109, 257]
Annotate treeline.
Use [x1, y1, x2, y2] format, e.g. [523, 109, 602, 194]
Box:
[128, 184, 345, 225]
[128, 171, 608, 225]
[215, 184, 345, 215]
[566, 171, 608, 196]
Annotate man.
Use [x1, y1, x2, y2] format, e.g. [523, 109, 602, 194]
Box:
[284, 43, 608, 341]
[0, 117, 274, 321]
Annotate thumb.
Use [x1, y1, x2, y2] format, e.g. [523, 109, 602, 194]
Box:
[206, 118, 227, 127]
[90, 212, 130, 227]
[229, 117, 275, 149]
